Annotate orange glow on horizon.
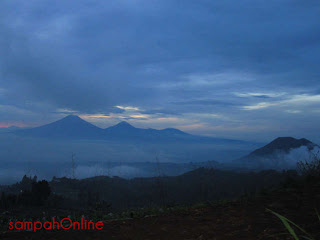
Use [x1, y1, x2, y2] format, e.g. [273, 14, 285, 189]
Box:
[0, 122, 30, 128]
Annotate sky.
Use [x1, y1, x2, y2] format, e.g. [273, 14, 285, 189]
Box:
[0, 0, 320, 142]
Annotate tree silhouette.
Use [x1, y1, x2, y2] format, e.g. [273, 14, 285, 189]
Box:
[32, 180, 51, 205]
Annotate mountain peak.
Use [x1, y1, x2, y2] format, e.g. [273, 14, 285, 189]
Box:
[113, 121, 134, 128]
[15, 114, 103, 139]
[250, 137, 315, 156]
[61, 115, 83, 121]
[162, 128, 188, 135]
[54, 115, 92, 126]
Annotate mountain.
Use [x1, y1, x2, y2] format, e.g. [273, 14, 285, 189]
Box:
[15, 115, 104, 139]
[236, 137, 319, 169]
[104, 121, 143, 137]
[13, 115, 252, 145]
[13, 116, 192, 141]
[103, 121, 189, 141]
[249, 137, 315, 156]
[103, 121, 249, 144]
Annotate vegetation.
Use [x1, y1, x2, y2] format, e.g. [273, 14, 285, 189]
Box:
[0, 158, 320, 239]
[0, 168, 295, 211]
[297, 151, 320, 177]
[266, 154, 320, 240]
[0, 177, 51, 208]
[267, 208, 319, 240]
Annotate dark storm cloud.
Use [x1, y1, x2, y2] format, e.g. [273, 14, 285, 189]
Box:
[1, 0, 320, 140]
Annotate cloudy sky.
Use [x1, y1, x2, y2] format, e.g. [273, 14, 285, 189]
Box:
[1, 0, 320, 142]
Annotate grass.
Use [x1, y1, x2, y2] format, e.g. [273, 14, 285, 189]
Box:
[266, 208, 319, 240]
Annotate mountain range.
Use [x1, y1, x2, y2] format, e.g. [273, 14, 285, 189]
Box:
[12, 115, 248, 144]
[1, 115, 318, 180]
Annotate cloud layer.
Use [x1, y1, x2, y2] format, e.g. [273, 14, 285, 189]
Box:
[1, 0, 320, 141]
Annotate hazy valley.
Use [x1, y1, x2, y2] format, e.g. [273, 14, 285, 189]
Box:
[0, 115, 261, 184]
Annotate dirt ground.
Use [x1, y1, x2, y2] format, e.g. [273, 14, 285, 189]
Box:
[0, 201, 292, 240]
[3, 178, 320, 240]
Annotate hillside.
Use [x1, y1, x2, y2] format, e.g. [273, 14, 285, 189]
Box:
[1, 168, 294, 210]
[1, 170, 320, 239]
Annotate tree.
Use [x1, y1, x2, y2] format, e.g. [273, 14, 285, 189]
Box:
[32, 180, 51, 205]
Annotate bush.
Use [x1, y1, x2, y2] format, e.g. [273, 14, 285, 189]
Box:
[297, 151, 320, 177]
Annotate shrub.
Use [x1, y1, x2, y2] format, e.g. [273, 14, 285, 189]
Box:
[297, 151, 320, 177]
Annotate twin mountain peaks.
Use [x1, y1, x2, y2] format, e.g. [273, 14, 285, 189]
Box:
[14, 115, 190, 141]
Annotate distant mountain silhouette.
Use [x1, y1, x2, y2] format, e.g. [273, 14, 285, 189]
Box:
[13, 115, 251, 144]
[109, 121, 135, 129]
[15, 115, 104, 139]
[236, 137, 319, 169]
[103, 120, 189, 141]
[104, 121, 141, 136]
[249, 137, 315, 156]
